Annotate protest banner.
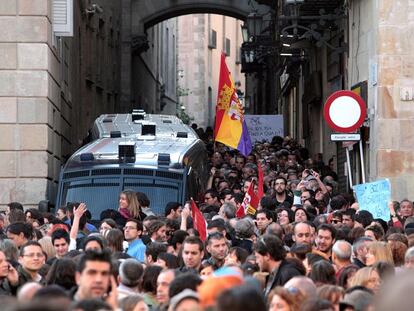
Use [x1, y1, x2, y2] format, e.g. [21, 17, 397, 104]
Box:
[353, 179, 391, 221]
[244, 115, 284, 143]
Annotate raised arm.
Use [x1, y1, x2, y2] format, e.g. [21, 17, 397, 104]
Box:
[70, 203, 87, 241]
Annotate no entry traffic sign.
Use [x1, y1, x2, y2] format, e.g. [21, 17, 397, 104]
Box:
[323, 90, 366, 133]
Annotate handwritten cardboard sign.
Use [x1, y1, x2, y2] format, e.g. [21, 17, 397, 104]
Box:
[244, 115, 284, 143]
[353, 179, 391, 221]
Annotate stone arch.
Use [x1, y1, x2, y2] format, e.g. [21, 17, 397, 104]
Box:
[132, 0, 270, 34]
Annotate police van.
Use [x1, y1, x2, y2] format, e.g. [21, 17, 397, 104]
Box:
[56, 110, 209, 218]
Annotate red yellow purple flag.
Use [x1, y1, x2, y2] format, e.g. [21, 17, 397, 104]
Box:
[214, 53, 252, 156]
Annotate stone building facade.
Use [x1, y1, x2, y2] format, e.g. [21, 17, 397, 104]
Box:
[348, 0, 414, 200]
[0, 1, 179, 209]
[177, 14, 244, 128]
[0, 0, 125, 209]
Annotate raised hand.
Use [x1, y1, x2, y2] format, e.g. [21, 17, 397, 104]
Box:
[105, 275, 118, 310]
[73, 203, 87, 219]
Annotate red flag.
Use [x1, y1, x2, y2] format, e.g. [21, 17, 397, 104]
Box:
[191, 199, 207, 241]
[236, 181, 259, 218]
[257, 162, 264, 200]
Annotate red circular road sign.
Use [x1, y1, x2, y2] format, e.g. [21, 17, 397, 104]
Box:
[323, 90, 367, 133]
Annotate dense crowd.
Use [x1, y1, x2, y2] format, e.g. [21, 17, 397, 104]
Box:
[1, 133, 414, 311]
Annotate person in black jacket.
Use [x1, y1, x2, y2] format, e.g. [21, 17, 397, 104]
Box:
[254, 234, 303, 298]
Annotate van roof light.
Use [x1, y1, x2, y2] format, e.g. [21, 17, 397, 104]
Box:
[132, 110, 146, 121]
[177, 131, 188, 138]
[110, 131, 121, 138]
[158, 153, 170, 166]
[80, 153, 94, 161]
[118, 142, 136, 163]
[142, 124, 156, 136]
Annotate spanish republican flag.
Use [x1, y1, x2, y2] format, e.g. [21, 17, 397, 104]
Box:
[214, 53, 252, 156]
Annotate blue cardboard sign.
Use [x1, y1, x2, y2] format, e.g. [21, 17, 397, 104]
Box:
[353, 179, 391, 221]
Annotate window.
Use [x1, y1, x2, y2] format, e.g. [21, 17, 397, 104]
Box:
[225, 38, 231, 56]
[208, 30, 217, 49]
[53, 0, 74, 37]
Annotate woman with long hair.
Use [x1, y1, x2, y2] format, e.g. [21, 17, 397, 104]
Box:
[119, 190, 145, 220]
[267, 286, 305, 311]
[105, 228, 125, 253]
[365, 241, 394, 266]
[349, 266, 381, 294]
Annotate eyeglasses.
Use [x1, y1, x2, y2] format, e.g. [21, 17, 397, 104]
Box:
[23, 253, 44, 258]
[286, 286, 300, 295]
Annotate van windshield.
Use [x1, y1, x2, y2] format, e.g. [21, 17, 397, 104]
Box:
[61, 175, 183, 218]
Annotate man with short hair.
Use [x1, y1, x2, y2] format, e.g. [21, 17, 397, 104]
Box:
[180, 236, 204, 272]
[255, 210, 273, 235]
[292, 222, 312, 245]
[234, 156, 245, 172]
[315, 224, 336, 259]
[207, 219, 227, 237]
[254, 234, 302, 298]
[205, 232, 228, 270]
[124, 219, 146, 262]
[390, 199, 414, 228]
[300, 190, 314, 205]
[49, 229, 70, 265]
[218, 202, 236, 221]
[273, 177, 293, 206]
[145, 242, 167, 265]
[17, 241, 46, 288]
[165, 202, 182, 220]
[117, 258, 143, 299]
[156, 269, 176, 307]
[74, 250, 112, 300]
[332, 240, 352, 277]
[352, 237, 373, 268]
[283, 276, 317, 300]
[342, 209, 355, 229]
[203, 189, 220, 209]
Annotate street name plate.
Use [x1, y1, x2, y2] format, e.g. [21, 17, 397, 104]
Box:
[331, 133, 361, 141]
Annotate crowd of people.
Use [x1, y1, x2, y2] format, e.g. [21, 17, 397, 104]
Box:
[1, 134, 414, 311]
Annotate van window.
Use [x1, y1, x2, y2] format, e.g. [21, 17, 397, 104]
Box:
[62, 177, 121, 219]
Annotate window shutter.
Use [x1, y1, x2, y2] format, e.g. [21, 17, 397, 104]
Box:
[53, 0, 73, 37]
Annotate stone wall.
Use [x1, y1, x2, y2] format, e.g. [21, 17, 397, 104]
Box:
[0, 0, 56, 209]
[374, 0, 414, 200]
[0, 0, 124, 209]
